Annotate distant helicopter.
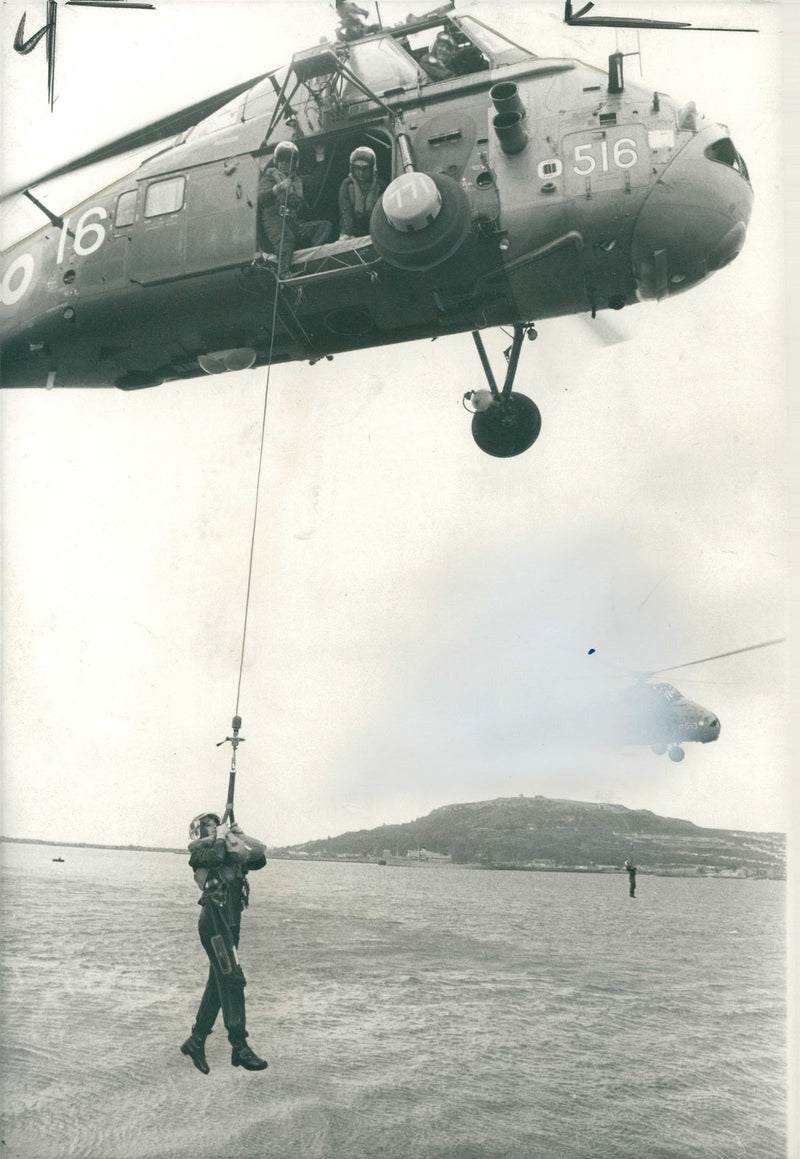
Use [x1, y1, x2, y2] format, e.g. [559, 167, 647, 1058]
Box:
[592, 639, 784, 762]
[0, 2, 754, 457]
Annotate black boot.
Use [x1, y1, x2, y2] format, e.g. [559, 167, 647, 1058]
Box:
[180, 1033, 210, 1075]
[231, 1043, 268, 1071]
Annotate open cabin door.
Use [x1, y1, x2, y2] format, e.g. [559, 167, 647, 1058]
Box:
[129, 156, 260, 285]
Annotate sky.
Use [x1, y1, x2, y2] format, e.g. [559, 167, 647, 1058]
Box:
[0, 0, 791, 849]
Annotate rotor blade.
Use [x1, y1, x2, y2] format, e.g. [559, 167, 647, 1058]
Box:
[66, 2, 155, 8]
[649, 638, 785, 676]
[2, 72, 269, 198]
[564, 1, 756, 31]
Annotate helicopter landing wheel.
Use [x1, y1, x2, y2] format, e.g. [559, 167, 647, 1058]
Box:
[668, 745, 685, 763]
[650, 743, 668, 756]
[465, 324, 541, 457]
[470, 392, 542, 458]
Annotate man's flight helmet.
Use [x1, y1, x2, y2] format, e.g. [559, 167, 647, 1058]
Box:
[274, 140, 300, 169]
[434, 31, 456, 57]
[349, 146, 377, 179]
[189, 812, 221, 840]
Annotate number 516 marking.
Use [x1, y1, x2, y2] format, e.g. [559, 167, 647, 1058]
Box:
[573, 138, 638, 175]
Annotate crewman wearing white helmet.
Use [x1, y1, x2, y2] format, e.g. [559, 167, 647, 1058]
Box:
[338, 146, 385, 240]
[258, 140, 334, 279]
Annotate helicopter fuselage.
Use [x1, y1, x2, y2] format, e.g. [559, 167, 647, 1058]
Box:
[619, 681, 721, 747]
[0, 15, 753, 391]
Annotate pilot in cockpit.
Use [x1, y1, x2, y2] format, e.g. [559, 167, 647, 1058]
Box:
[419, 30, 456, 81]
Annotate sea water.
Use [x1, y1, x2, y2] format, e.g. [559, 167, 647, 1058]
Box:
[0, 843, 786, 1159]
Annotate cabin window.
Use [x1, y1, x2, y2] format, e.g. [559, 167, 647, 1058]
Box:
[114, 190, 138, 228]
[144, 176, 186, 218]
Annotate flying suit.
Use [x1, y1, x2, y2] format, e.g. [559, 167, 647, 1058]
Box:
[187, 826, 266, 1050]
[338, 172, 385, 238]
[258, 165, 333, 278]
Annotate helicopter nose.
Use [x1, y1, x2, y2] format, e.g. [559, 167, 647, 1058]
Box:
[699, 716, 721, 743]
[632, 125, 753, 300]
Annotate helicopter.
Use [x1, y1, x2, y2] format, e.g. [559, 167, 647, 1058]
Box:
[0, 2, 754, 457]
[592, 639, 784, 762]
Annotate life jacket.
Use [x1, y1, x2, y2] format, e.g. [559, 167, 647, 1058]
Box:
[345, 174, 382, 220]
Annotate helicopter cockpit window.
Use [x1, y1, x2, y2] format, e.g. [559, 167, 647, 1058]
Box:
[705, 137, 749, 181]
[114, 190, 138, 228]
[340, 36, 422, 102]
[457, 16, 535, 66]
[243, 76, 281, 124]
[144, 176, 186, 218]
[393, 21, 492, 81]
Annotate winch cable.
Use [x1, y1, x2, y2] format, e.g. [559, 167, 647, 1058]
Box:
[217, 179, 293, 824]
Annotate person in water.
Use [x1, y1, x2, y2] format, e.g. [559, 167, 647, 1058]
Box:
[624, 859, 637, 897]
[180, 812, 268, 1074]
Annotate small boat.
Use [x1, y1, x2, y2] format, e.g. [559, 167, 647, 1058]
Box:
[52, 857, 65, 862]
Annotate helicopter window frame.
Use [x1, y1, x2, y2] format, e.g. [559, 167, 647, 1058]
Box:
[243, 75, 281, 124]
[455, 16, 535, 66]
[704, 137, 749, 181]
[143, 176, 187, 219]
[340, 34, 424, 103]
[114, 190, 138, 229]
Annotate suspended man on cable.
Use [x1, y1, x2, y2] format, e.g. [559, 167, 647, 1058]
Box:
[180, 807, 269, 1075]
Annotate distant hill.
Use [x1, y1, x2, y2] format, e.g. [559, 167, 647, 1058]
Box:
[276, 795, 785, 878]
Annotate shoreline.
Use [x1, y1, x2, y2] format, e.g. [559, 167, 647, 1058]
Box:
[0, 836, 784, 879]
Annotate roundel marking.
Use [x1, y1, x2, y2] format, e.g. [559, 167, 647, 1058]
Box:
[1, 253, 35, 306]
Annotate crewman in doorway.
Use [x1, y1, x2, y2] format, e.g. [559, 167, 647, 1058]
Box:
[338, 146, 385, 239]
[258, 141, 334, 280]
[180, 812, 269, 1074]
[624, 859, 637, 898]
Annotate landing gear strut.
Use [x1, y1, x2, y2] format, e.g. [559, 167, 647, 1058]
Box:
[463, 324, 541, 457]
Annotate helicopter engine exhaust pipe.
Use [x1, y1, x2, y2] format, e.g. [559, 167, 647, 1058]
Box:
[490, 81, 526, 120]
[492, 111, 528, 156]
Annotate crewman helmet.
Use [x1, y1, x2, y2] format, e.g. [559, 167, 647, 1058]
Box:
[435, 31, 456, 56]
[274, 141, 300, 167]
[350, 146, 377, 178]
[189, 812, 221, 840]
